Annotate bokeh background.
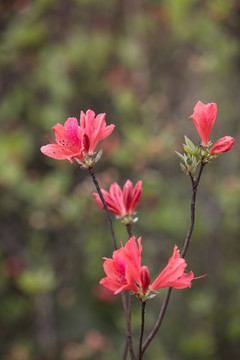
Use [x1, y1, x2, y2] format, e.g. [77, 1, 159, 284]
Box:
[1, 0, 240, 359]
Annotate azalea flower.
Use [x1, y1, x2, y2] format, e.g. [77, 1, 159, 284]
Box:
[93, 180, 142, 224]
[100, 237, 202, 301]
[210, 136, 235, 155]
[80, 110, 115, 154]
[190, 101, 217, 146]
[100, 237, 142, 295]
[40, 117, 84, 163]
[41, 110, 115, 165]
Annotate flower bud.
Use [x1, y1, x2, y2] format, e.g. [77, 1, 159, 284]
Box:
[210, 136, 235, 155]
[189, 101, 217, 146]
[83, 134, 90, 154]
[140, 266, 151, 293]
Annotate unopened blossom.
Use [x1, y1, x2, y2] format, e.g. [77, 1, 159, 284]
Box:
[41, 110, 115, 164]
[210, 136, 235, 155]
[93, 180, 142, 224]
[140, 266, 151, 293]
[190, 101, 217, 146]
[100, 237, 202, 301]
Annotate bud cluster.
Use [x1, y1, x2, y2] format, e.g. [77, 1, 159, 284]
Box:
[176, 101, 235, 179]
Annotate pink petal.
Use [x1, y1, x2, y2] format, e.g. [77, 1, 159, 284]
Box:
[119, 237, 142, 286]
[90, 113, 106, 151]
[150, 246, 190, 290]
[140, 266, 151, 293]
[99, 124, 115, 140]
[129, 180, 142, 213]
[123, 180, 133, 213]
[40, 144, 74, 163]
[64, 117, 81, 146]
[52, 124, 68, 145]
[109, 183, 125, 216]
[93, 190, 123, 217]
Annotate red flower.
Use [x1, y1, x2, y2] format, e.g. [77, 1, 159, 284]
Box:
[41, 110, 115, 163]
[150, 246, 194, 290]
[80, 110, 115, 154]
[210, 136, 235, 155]
[100, 237, 202, 299]
[99, 237, 142, 294]
[40, 117, 84, 163]
[93, 180, 142, 219]
[190, 101, 217, 146]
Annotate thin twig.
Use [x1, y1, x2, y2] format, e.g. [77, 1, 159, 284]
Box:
[141, 163, 205, 356]
[126, 223, 133, 238]
[181, 163, 205, 258]
[138, 301, 146, 360]
[122, 292, 134, 360]
[121, 338, 128, 360]
[88, 167, 118, 251]
[122, 223, 134, 360]
[141, 288, 172, 355]
[121, 292, 136, 360]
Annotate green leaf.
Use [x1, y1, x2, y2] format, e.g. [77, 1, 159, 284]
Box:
[184, 136, 196, 152]
[175, 151, 185, 163]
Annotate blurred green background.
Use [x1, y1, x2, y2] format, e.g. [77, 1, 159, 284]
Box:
[1, 0, 240, 359]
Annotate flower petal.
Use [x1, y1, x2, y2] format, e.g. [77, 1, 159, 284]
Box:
[40, 144, 74, 163]
[150, 246, 192, 290]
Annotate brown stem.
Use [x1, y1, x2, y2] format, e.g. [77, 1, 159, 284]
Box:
[138, 301, 146, 360]
[141, 288, 172, 355]
[88, 167, 118, 251]
[121, 335, 128, 360]
[181, 163, 205, 258]
[122, 223, 134, 359]
[126, 223, 133, 238]
[141, 163, 205, 356]
[121, 292, 136, 360]
[122, 292, 134, 360]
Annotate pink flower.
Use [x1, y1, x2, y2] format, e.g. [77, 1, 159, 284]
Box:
[93, 180, 142, 219]
[190, 101, 217, 146]
[99, 237, 142, 294]
[100, 237, 202, 299]
[210, 136, 235, 155]
[150, 246, 194, 290]
[80, 110, 115, 154]
[41, 110, 115, 163]
[40, 117, 84, 163]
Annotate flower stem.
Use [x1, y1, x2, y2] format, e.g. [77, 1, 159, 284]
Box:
[141, 162, 205, 356]
[88, 167, 118, 251]
[181, 163, 205, 258]
[122, 292, 134, 360]
[126, 223, 133, 238]
[121, 292, 136, 360]
[88, 167, 135, 359]
[141, 288, 172, 355]
[138, 301, 146, 360]
[122, 223, 133, 360]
